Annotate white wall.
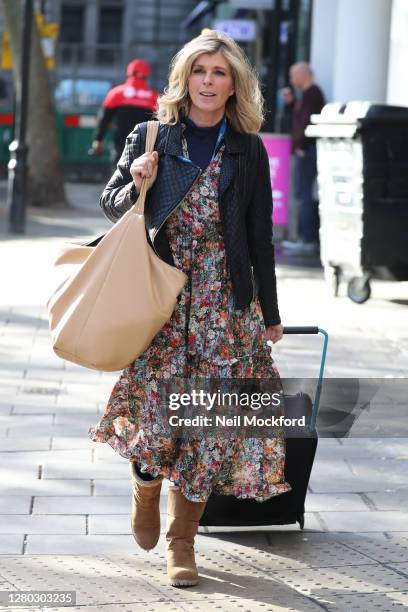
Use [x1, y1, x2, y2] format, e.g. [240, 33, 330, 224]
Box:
[310, 0, 338, 103]
[333, 0, 392, 103]
[387, 0, 408, 105]
[310, 0, 392, 105]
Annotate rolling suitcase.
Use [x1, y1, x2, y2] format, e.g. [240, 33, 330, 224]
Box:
[199, 326, 329, 530]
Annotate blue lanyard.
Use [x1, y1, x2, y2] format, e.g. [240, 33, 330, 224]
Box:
[177, 116, 226, 165]
[211, 116, 226, 160]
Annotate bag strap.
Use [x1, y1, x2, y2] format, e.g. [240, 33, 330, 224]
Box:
[134, 120, 160, 215]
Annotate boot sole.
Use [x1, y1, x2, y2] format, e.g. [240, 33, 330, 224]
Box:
[168, 578, 199, 587]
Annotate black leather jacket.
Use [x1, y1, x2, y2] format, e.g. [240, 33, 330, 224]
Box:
[99, 119, 281, 326]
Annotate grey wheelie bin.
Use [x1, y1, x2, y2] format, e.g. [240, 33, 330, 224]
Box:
[306, 102, 408, 303]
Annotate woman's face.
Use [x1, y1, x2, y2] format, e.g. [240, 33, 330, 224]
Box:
[187, 51, 235, 123]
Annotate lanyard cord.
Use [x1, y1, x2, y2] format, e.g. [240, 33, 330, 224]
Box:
[210, 116, 226, 161]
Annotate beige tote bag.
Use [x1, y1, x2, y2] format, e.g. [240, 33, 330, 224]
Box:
[46, 121, 187, 371]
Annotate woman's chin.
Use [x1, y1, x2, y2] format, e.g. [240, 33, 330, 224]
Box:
[191, 102, 224, 116]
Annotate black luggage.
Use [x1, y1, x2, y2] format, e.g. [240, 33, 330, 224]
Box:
[199, 326, 328, 530]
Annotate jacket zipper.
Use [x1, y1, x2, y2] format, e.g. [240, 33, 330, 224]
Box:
[151, 160, 201, 256]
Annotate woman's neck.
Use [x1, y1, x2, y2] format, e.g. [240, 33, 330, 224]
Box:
[187, 108, 225, 128]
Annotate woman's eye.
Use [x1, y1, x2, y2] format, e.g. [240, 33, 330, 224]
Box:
[192, 68, 226, 75]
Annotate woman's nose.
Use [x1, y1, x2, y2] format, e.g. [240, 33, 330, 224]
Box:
[203, 71, 213, 84]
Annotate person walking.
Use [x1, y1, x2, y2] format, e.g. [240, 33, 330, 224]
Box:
[91, 59, 159, 165]
[281, 62, 325, 254]
[88, 30, 291, 588]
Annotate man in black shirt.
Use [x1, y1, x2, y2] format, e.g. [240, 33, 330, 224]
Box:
[282, 62, 325, 254]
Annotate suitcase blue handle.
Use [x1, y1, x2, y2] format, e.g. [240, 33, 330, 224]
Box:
[282, 326, 329, 432]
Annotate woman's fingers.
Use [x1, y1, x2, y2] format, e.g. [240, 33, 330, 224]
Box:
[142, 162, 151, 177]
[265, 324, 284, 344]
[131, 152, 158, 178]
[130, 151, 159, 192]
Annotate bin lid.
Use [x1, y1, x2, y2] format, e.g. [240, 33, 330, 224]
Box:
[306, 101, 408, 138]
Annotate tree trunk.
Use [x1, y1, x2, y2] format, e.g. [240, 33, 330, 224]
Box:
[2, 0, 68, 207]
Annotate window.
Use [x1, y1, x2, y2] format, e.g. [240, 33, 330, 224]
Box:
[60, 5, 85, 43]
[97, 5, 123, 64]
[59, 4, 85, 64]
[98, 6, 123, 44]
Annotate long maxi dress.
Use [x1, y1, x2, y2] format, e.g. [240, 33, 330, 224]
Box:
[88, 122, 292, 503]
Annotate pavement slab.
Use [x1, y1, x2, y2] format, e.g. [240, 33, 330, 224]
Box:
[317, 511, 408, 532]
[0, 478, 91, 497]
[0, 535, 24, 554]
[0, 515, 86, 535]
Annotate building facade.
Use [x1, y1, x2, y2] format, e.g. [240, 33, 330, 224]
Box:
[4, 1, 407, 126]
[46, 0, 198, 88]
[0, 1, 313, 130]
[181, 0, 313, 131]
[47, 0, 313, 130]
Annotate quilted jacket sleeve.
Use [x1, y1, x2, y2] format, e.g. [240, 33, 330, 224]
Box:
[246, 135, 281, 327]
[99, 124, 144, 223]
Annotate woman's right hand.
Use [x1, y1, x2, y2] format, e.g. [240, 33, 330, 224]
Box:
[130, 151, 159, 193]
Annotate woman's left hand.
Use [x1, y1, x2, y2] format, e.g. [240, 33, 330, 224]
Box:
[265, 324, 284, 344]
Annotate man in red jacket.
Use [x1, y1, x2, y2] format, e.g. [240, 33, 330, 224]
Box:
[91, 59, 159, 165]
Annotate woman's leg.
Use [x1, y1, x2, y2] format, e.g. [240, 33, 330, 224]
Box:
[133, 462, 156, 481]
[129, 461, 163, 550]
[166, 487, 206, 587]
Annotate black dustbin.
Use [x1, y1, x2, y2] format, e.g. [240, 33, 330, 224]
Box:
[306, 101, 408, 303]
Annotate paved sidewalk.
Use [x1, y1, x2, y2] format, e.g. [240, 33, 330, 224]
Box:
[0, 184, 407, 611]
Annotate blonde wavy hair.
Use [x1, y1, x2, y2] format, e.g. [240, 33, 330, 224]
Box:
[155, 30, 265, 133]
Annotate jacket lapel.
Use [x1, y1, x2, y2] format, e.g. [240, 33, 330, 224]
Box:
[162, 122, 183, 157]
[219, 120, 247, 198]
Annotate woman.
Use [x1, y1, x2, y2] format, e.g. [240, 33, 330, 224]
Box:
[89, 30, 291, 587]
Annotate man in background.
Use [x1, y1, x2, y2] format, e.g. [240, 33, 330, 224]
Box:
[91, 59, 159, 165]
[282, 62, 325, 254]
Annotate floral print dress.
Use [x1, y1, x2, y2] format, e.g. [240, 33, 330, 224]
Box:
[88, 125, 292, 503]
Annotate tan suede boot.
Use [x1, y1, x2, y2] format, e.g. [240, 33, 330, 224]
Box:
[130, 462, 163, 551]
[166, 486, 207, 587]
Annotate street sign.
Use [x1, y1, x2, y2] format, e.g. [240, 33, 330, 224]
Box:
[213, 20, 257, 42]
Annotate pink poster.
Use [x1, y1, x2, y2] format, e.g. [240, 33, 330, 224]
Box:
[260, 134, 291, 226]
